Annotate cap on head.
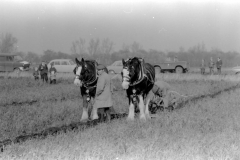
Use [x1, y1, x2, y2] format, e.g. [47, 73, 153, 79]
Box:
[97, 64, 105, 70]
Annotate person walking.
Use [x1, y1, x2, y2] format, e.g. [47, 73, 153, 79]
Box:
[200, 59, 205, 75]
[216, 57, 222, 75]
[38, 61, 48, 83]
[91, 64, 113, 121]
[209, 57, 215, 75]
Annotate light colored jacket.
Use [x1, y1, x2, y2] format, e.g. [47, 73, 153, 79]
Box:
[93, 72, 113, 109]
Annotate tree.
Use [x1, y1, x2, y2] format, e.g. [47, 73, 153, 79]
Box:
[131, 41, 142, 53]
[0, 33, 18, 53]
[88, 38, 100, 55]
[100, 38, 114, 54]
[25, 52, 40, 63]
[71, 38, 87, 55]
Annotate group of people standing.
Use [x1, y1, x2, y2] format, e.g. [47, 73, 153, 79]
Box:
[33, 61, 57, 84]
[201, 57, 222, 75]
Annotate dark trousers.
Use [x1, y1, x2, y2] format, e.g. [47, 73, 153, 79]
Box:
[41, 73, 48, 82]
[98, 107, 111, 122]
[50, 79, 56, 84]
[217, 68, 221, 75]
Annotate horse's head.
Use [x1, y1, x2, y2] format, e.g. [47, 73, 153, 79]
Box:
[121, 57, 141, 89]
[74, 58, 94, 86]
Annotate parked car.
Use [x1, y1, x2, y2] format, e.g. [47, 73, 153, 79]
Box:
[154, 60, 189, 74]
[231, 66, 240, 74]
[47, 59, 76, 73]
[107, 60, 123, 74]
[0, 53, 26, 73]
[18, 61, 31, 71]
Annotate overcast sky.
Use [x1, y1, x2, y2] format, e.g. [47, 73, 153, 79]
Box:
[0, 0, 240, 54]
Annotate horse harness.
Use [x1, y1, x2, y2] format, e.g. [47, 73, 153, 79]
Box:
[75, 60, 98, 103]
[124, 58, 155, 104]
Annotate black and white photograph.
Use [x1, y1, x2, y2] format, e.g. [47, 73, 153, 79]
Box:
[0, 0, 240, 159]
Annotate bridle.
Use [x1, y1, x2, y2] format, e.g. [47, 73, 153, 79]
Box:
[123, 58, 154, 87]
[75, 61, 98, 103]
[75, 61, 98, 89]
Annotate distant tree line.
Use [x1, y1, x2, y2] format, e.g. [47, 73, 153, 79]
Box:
[1, 33, 240, 67]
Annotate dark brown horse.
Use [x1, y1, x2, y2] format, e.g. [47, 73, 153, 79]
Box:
[122, 57, 155, 120]
[73, 58, 108, 121]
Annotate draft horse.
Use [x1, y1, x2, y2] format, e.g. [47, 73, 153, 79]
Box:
[73, 58, 108, 121]
[122, 57, 155, 120]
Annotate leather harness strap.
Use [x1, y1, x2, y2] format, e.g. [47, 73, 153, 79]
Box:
[78, 60, 98, 89]
[129, 58, 154, 87]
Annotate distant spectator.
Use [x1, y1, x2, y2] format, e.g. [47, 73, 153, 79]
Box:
[49, 63, 57, 84]
[200, 59, 205, 75]
[38, 61, 48, 82]
[216, 57, 222, 75]
[209, 57, 215, 75]
[33, 67, 39, 80]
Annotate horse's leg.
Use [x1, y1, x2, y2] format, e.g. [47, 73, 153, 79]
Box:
[127, 101, 135, 121]
[91, 107, 99, 120]
[80, 95, 89, 121]
[145, 98, 151, 119]
[138, 95, 146, 120]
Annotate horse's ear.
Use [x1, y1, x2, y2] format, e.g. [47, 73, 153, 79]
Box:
[81, 58, 85, 62]
[122, 59, 125, 65]
[75, 58, 80, 65]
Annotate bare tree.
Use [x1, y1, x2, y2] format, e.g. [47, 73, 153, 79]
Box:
[0, 33, 18, 53]
[71, 38, 87, 55]
[121, 43, 130, 53]
[131, 41, 142, 53]
[88, 38, 100, 55]
[100, 38, 114, 54]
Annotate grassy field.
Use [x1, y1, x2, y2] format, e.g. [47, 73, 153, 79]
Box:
[0, 70, 240, 159]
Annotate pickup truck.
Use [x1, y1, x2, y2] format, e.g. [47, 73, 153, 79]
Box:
[153, 61, 189, 73]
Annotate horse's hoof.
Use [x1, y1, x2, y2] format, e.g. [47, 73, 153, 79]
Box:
[139, 115, 146, 121]
[80, 118, 89, 123]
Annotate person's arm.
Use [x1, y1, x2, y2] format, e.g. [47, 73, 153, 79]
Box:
[96, 75, 105, 97]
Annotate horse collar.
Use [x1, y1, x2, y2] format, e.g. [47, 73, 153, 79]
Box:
[81, 61, 98, 89]
[129, 59, 147, 86]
